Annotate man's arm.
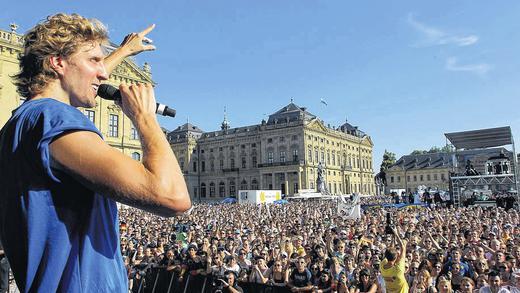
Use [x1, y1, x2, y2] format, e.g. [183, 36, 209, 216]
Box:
[50, 83, 191, 217]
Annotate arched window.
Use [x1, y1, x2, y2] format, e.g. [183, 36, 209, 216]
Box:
[131, 152, 141, 161]
[219, 182, 226, 197]
[240, 179, 248, 190]
[209, 182, 215, 197]
[251, 179, 259, 190]
[229, 180, 236, 196]
[201, 183, 206, 198]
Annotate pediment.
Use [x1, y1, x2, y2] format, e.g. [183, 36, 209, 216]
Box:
[112, 59, 154, 83]
[306, 119, 328, 133]
[361, 136, 374, 147]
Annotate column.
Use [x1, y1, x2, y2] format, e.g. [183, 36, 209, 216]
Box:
[298, 169, 302, 193]
[284, 172, 289, 195]
[259, 173, 264, 190]
[271, 173, 275, 190]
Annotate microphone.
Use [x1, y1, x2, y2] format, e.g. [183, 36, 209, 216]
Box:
[97, 84, 176, 118]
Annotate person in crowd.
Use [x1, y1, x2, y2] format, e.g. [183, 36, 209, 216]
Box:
[288, 257, 314, 292]
[381, 227, 408, 293]
[437, 279, 453, 293]
[313, 270, 332, 293]
[459, 277, 476, 293]
[267, 260, 288, 287]
[249, 256, 269, 284]
[219, 270, 244, 293]
[352, 268, 378, 293]
[336, 271, 350, 293]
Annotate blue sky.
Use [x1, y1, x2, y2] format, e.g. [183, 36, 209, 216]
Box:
[2, 1, 520, 165]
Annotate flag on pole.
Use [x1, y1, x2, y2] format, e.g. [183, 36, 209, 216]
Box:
[320, 98, 328, 106]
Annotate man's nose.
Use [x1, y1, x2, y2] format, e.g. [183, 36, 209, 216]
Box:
[98, 63, 109, 80]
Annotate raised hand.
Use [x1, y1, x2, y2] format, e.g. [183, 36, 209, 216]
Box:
[119, 24, 156, 56]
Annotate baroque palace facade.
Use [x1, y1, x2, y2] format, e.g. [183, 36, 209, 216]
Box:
[168, 103, 375, 200]
[0, 24, 152, 158]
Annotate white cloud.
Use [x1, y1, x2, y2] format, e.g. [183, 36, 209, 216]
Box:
[407, 13, 478, 47]
[445, 57, 491, 75]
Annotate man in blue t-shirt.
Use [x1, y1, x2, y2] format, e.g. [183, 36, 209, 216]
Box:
[0, 14, 191, 292]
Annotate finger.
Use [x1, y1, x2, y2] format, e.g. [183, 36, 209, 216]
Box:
[141, 45, 156, 52]
[139, 24, 156, 37]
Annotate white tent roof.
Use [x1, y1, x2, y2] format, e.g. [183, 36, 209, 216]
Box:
[445, 126, 513, 150]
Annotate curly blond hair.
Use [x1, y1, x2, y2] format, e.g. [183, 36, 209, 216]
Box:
[13, 13, 108, 98]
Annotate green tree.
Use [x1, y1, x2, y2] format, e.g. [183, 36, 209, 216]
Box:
[410, 150, 428, 155]
[440, 145, 455, 152]
[428, 146, 441, 153]
[380, 150, 396, 171]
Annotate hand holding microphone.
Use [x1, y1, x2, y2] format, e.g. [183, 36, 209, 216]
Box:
[98, 84, 176, 118]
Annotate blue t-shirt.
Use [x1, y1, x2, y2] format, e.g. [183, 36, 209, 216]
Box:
[0, 99, 127, 292]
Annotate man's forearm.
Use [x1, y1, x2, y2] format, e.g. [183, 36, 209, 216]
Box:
[103, 47, 131, 76]
[135, 113, 190, 214]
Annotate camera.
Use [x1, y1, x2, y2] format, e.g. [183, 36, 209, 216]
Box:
[385, 212, 394, 235]
[211, 273, 225, 293]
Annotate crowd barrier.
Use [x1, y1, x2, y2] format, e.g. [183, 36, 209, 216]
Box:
[132, 268, 295, 293]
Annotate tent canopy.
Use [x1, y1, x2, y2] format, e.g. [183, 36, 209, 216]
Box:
[445, 126, 512, 150]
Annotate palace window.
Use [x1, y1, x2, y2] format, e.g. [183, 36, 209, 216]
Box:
[130, 127, 139, 140]
[108, 114, 118, 137]
[240, 180, 248, 190]
[219, 182, 225, 196]
[84, 110, 95, 124]
[209, 183, 215, 197]
[268, 152, 274, 164]
[251, 179, 259, 190]
[201, 183, 206, 198]
[229, 181, 236, 196]
[280, 151, 286, 163]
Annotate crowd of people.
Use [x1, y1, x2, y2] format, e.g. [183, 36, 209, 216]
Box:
[118, 197, 520, 293]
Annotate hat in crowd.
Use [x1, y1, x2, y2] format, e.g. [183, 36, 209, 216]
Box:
[295, 235, 303, 241]
[224, 270, 238, 278]
[188, 243, 198, 250]
[255, 255, 265, 261]
[505, 224, 513, 229]
[281, 252, 288, 258]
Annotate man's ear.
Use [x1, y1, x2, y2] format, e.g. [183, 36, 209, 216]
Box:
[49, 55, 66, 76]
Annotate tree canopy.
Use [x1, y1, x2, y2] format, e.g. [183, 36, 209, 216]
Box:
[410, 145, 454, 155]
